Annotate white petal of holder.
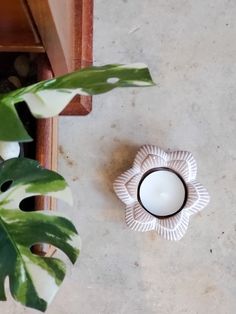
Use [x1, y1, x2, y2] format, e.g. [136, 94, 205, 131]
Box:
[113, 145, 210, 241]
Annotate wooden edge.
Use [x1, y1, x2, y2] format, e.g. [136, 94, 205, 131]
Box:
[60, 95, 92, 116]
[80, 0, 94, 68]
[34, 55, 57, 256]
[26, 0, 69, 75]
[21, 0, 42, 44]
[35, 118, 58, 211]
[0, 43, 44, 53]
[60, 0, 93, 116]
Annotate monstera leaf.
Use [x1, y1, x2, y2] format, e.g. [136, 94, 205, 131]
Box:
[0, 63, 154, 142]
[0, 158, 80, 312]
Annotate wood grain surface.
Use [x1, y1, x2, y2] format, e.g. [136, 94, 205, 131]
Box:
[0, 0, 44, 52]
[60, 0, 93, 115]
[35, 55, 57, 256]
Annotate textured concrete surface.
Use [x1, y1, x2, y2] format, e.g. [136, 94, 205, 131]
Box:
[2, 0, 236, 313]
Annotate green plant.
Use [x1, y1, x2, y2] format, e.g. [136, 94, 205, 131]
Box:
[0, 63, 154, 311]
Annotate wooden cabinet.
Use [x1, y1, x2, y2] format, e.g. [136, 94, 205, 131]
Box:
[0, 0, 93, 115]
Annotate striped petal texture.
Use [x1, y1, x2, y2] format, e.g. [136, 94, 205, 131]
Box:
[113, 145, 210, 241]
[0, 158, 80, 312]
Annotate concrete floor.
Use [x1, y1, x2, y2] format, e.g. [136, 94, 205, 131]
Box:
[3, 0, 236, 313]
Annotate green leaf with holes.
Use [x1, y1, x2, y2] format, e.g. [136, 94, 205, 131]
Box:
[0, 63, 154, 142]
[0, 158, 80, 312]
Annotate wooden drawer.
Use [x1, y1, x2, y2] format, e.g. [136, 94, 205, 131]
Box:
[0, 0, 43, 52]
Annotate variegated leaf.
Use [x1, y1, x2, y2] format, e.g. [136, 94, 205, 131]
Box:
[0, 158, 80, 312]
[0, 63, 154, 142]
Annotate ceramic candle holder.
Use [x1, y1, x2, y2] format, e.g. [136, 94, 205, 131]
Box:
[113, 145, 210, 241]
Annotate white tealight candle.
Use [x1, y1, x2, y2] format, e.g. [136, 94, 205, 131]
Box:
[138, 169, 186, 217]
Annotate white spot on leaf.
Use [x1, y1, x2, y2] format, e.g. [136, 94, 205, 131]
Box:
[107, 77, 119, 84]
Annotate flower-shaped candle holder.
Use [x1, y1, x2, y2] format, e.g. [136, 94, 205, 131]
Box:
[113, 145, 210, 241]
